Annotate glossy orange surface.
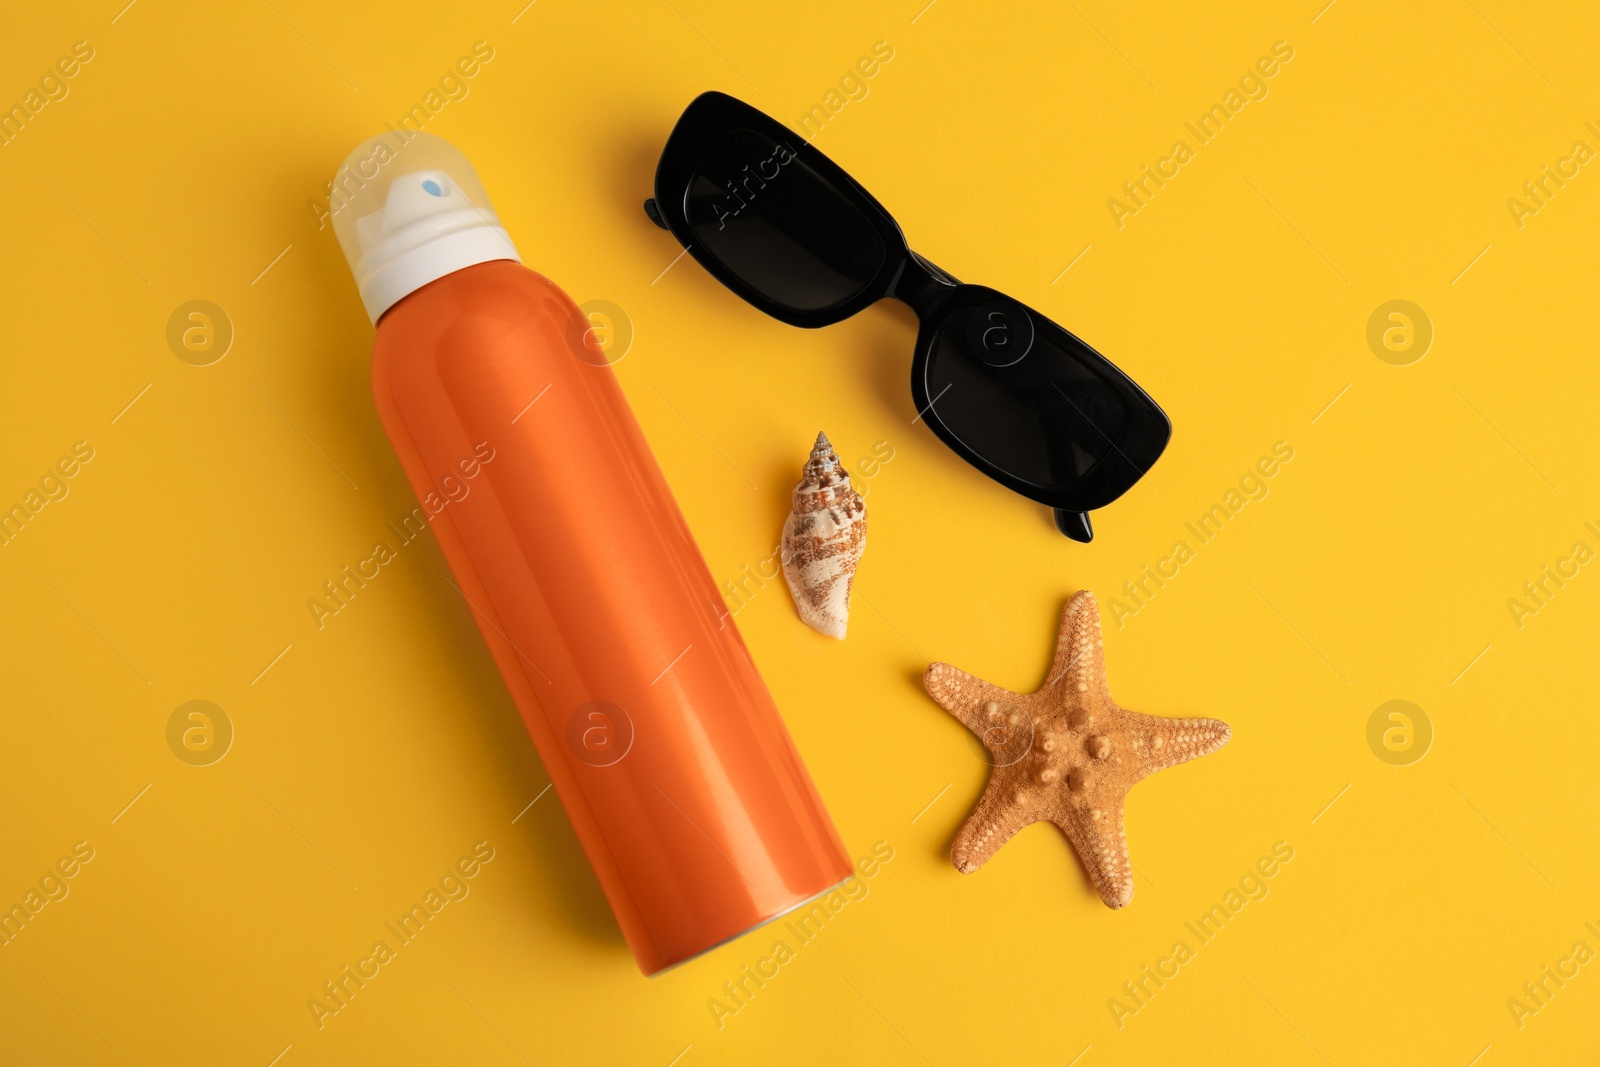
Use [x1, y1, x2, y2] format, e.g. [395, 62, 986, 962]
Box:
[370, 259, 852, 975]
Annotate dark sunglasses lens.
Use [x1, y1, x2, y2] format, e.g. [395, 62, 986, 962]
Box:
[925, 296, 1132, 490]
[685, 129, 886, 313]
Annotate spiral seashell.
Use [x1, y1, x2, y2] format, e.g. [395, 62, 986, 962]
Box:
[781, 432, 866, 640]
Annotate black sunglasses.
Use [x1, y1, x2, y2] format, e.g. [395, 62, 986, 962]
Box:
[643, 91, 1170, 542]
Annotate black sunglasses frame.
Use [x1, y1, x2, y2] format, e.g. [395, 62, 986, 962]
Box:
[644, 91, 1170, 542]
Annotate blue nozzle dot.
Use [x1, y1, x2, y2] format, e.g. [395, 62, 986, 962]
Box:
[422, 179, 444, 197]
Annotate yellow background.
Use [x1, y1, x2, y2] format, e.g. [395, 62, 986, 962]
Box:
[3, 1, 1597, 1063]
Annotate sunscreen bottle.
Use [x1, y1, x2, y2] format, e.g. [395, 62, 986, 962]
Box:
[332, 132, 852, 975]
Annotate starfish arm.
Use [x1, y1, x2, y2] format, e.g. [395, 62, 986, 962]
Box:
[1043, 591, 1109, 699]
[1129, 714, 1232, 777]
[1051, 803, 1135, 909]
[950, 782, 1038, 874]
[924, 662, 1019, 734]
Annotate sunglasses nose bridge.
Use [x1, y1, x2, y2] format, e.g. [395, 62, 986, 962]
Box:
[890, 251, 960, 317]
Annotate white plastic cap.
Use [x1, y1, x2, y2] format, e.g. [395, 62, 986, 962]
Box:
[331, 131, 519, 322]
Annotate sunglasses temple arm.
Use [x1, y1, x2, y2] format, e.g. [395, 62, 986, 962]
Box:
[1054, 509, 1093, 543]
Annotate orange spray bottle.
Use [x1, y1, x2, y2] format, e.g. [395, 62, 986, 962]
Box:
[332, 132, 852, 975]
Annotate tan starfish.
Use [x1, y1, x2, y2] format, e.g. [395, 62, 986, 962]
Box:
[923, 591, 1230, 908]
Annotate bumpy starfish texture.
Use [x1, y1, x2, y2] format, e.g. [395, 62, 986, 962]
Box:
[923, 591, 1230, 909]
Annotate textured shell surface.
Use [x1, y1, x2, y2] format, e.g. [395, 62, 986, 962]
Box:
[781, 432, 867, 640]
